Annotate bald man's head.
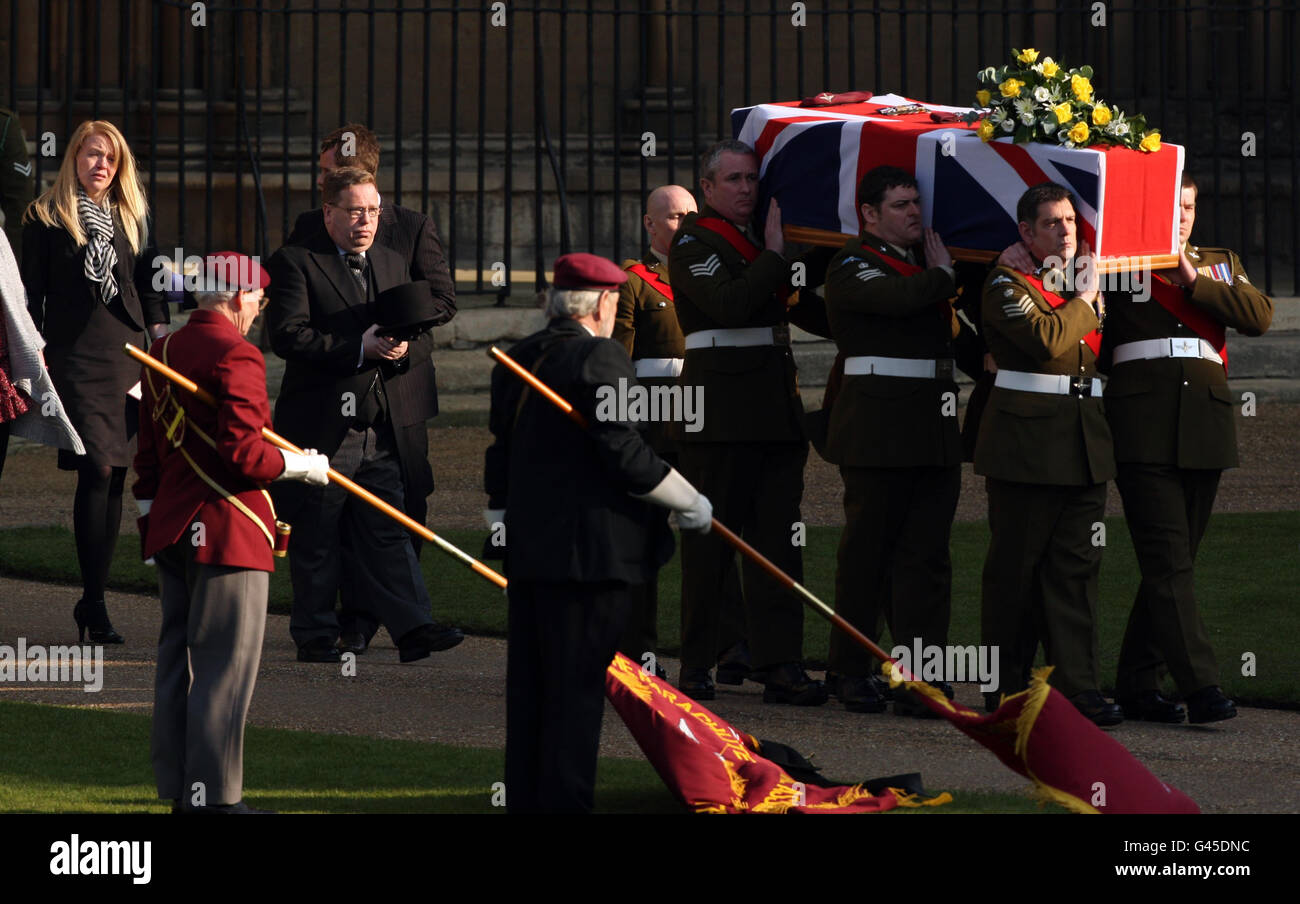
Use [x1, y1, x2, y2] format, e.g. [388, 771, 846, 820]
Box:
[644, 185, 698, 256]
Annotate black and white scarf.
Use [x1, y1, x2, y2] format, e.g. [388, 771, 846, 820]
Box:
[77, 187, 119, 306]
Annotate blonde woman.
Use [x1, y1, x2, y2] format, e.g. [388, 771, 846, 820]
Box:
[21, 120, 169, 644]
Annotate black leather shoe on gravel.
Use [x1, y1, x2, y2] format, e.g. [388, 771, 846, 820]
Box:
[762, 662, 828, 706]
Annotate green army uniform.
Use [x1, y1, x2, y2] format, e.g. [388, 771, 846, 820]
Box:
[976, 264, 1115, 699]
[0, 109, 35, 264]
[822, 230, 974, 682]
[612, 250, 746, 669]
[668, 205, 831, 676]
[1101, 244, 1272, 700]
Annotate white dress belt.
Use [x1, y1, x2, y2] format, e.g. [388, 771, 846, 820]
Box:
[684, 326, 782, 349]
[1112, 337, 1223, 366]
[633, 357, 684, 378]
[995, 369, 1103, 397]
[844, 355, 955, 379]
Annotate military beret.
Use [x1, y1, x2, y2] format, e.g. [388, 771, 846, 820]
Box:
[200, 251, 270, 292]
[552, 252, 627, 290]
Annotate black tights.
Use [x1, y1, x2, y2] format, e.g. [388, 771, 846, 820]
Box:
[73, 463, 126, 603]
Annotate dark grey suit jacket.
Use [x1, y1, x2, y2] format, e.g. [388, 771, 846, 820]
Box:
[265, 229, 437, 503]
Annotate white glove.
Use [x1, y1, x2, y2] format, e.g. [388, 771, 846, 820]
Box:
[484, 509, 505, 528]
[673, 492, 713, 533]
[136, 498, 153, 516]
[633, 467, 713, 533]
[277, 448, 330, 486]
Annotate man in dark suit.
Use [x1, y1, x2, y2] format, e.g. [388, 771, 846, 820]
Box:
[668, 140, 833, 706]
[486, 252, 713, 812]
[286, 123, 456, 654]
[266, 167, 462, 664]
[135, 252, 329, 813]
[1101, 172, 1272, 724]
[976, 182, 1120, 726]
[822, 166, 983, 716]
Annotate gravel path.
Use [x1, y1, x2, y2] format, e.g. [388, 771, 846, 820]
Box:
[1, 577, 1297, 814]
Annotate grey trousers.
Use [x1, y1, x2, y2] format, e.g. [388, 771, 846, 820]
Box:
[152, 541, 268, 807]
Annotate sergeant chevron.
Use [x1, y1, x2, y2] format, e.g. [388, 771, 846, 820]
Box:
[594, 377, 704, 433]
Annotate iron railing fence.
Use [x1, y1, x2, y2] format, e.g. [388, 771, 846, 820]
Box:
[4, 1, 1297, 300]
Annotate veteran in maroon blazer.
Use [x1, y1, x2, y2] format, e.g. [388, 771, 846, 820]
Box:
[134, 252, 329, 813]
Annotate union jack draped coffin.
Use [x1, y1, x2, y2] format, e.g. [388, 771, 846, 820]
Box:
[731, 92, 1185, 259]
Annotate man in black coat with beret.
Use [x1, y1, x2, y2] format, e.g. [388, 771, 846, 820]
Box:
[485, 253, 713, 812]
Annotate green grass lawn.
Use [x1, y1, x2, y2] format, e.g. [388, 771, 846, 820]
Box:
[0, 701, 1063, 814]
[1, 511, 1296, 704]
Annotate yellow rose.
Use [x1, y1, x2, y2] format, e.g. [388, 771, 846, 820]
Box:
[998, 78, 1024, 98]
[1071, 74, 1093, 103]
[1068, 121, 1090, 144]
[1139, 131, 1162, 152]
[1041, 58, 1060, 78]
[978, 120, 995, 141]
[975, 89, 991, 107]
[1017, 48, 1039, 64]
[1053, 102, 1074, 124]
[1092, 105, 1112, 126]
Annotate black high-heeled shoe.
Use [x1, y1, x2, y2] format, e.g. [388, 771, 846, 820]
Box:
[73, 598, 125, 644]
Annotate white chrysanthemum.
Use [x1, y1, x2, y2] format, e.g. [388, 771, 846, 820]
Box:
[1113, 121, 1130, 136]
[990, 107, 1008, 125]
[1015, 97, 1034, 116]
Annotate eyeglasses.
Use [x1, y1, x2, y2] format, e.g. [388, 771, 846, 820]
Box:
[325, 203, 382, 222]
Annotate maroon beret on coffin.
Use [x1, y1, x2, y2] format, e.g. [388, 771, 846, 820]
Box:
[552, 252, 628, 290]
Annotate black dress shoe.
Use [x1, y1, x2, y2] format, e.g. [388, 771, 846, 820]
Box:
[397, 622, 465, 662]
[678, 667, 716, 701]
[762, 662, 828, 706]
[715, 640, 752, 686]
[337, 632, 369, 656]
[1186, 686, 1237, 724]
[297, 637, 341, 663]
[828, 672, 887, 713]
[184, 800, 276, 814]
[893, 681, 954, 718]
[1069, 690, 1124, 727]
[1118, 690, 1186, 723]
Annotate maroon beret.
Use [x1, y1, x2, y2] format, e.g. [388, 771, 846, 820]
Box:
[552, 252, 627, 290]
[202, 251, 270, 292]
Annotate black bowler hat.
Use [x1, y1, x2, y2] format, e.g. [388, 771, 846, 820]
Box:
[375, 281, 439, 341]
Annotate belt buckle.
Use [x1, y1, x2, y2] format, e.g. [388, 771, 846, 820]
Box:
[772, 324, 791, 346]
[934, 359, 954, 381]
[1069, 376, 1093, 398]
[1170, 337, 1201, 358]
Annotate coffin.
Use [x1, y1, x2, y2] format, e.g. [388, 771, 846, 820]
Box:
[732, 93, 1184, 269]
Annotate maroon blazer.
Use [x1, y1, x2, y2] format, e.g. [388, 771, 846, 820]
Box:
[133, 310, 286, 571]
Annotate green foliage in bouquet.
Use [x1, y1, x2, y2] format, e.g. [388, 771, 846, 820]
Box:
[963, 48, 1163, 152]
